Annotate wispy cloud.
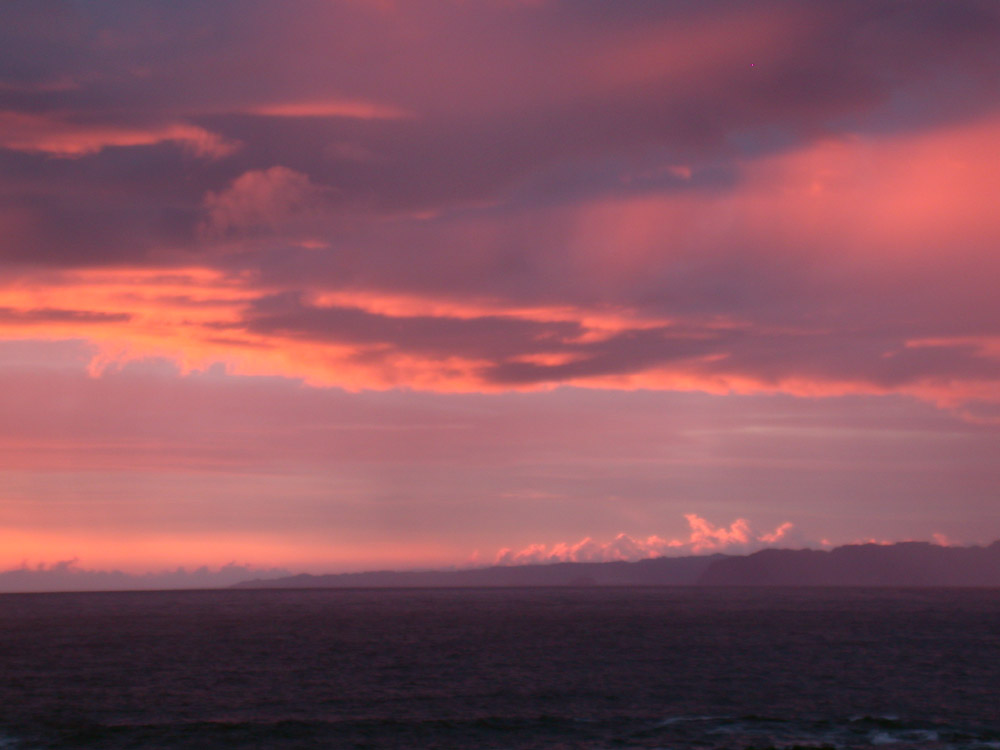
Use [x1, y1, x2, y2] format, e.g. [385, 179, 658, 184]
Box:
[245, 98, 411, 119]
[0, 112, 237, 158]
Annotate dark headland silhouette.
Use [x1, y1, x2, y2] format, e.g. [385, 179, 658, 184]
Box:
[233, 540, 1000, 588]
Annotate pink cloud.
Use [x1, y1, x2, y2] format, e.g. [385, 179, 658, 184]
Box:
[246, 98, 411, 119]
[0, 345, 991, 572]
[1, 7, 997, 417]
[201, 166, 333, 235]
[0, 111, 237, 158]
[494, 515, 795, 565]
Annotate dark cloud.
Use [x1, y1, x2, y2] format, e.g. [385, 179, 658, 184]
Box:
[245, 292, 584, 361]
[2, 0, 998, 261]
[0, 146, 209, 265]
[483, 326, 733, 385]
[232, 292, 1000, 393]
[1, 0, 999, 399]
[0, 307, 131, 324]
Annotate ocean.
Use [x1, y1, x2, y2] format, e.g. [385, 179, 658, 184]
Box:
[0, 587, 998, 749]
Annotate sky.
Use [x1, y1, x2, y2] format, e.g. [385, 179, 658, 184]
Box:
[1, 0, 999, 580]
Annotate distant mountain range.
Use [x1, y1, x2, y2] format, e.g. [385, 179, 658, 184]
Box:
[234, 540, 1000, 588]
[698, 540, 1000, 586]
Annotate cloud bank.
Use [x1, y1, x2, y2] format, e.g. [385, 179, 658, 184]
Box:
[0, 560, 291, 593]
[495, 515, 796, 566]
[0, 1, 998, 414]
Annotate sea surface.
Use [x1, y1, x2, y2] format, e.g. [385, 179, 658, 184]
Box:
[0, 587, 998, 749]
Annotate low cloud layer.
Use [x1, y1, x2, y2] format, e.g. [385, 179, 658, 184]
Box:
[0, 560, 290, 593]
[495, 515, 797, 566]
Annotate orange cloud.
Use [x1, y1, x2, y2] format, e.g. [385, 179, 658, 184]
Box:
[0, 525, 462, 574]
[0, 268, 258, 377]
[1, 254, 998, 412]
[0, 268, 673, 391]
[5, 110, 1000, 408]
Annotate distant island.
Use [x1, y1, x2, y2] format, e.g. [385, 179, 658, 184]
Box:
[233, 540, 1000, 589]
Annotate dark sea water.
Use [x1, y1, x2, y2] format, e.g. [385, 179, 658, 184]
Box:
[0, 588, 998, 749]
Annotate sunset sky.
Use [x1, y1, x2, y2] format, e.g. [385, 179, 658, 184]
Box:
[2, 0, 999, 577]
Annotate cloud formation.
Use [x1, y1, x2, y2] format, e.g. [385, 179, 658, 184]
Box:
[0, 111, 236, 158]
[201, 167, 333, 236]
[494, 515, 796, 566]
[1, 1, 999, 575]
[0, 560, 290, 593]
